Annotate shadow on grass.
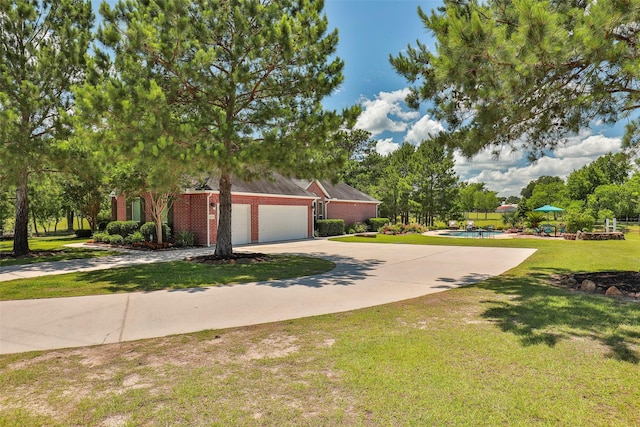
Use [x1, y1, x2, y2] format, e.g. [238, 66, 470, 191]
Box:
[74, 253, 382, 294]
[477, 268, 640, 363]
[435, 272, 495, 289]
[255, 252, 384, 288]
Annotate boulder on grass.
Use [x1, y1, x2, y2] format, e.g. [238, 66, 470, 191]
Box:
[605, 286, 623, 296]
[580, 280, 597, 292]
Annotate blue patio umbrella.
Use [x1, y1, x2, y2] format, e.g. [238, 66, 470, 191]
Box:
[534, 204, 564, 220]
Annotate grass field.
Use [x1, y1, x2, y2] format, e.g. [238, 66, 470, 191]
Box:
[0, 255, 335, 300]
[0, 235, 118, 267]
[1, 232, 639, 425]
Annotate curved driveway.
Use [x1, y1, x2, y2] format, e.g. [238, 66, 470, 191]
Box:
[0, 239, 536, 355]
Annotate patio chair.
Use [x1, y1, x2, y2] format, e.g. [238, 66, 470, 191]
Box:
[466, 220, 475, 231]
[541, 225, 553, 237]
[448, 220, 459, 230]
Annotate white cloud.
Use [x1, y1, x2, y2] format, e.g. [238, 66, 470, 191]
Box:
[354, 88, 626, 197]
[554, 133, 622, 158]
[455, 130, 624, 196]
[405, 115, 445, 145]
[355, 89, 419, 136]
[375, 138, 400, 156]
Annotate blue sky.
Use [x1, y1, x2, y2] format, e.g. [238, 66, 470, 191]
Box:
[93, 0, 628, 197]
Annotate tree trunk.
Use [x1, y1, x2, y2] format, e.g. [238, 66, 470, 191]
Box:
[155, 219, 163, 245]
[13, 170, 30, 256]
[148, 193, 170, 245]
[32, 213, 40, 236]
[215, 172, 233, 257]
[66, 210, 74, 232]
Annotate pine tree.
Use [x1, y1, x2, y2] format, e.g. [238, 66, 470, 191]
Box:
[0, 0, 94, 255]
[83, 0, 355, 256]
[391, 0, 640, 160]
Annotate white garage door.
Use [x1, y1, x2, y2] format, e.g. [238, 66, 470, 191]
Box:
[232, 204, 251, 245]
[258, 205, 308, 243]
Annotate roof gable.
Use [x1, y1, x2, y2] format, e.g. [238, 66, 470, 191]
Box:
[192, 173, 317, 198]
[316, 180, 379, 202]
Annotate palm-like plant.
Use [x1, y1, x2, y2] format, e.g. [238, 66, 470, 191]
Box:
[525, 212, 547, 229]
[501, 212, 521, 229]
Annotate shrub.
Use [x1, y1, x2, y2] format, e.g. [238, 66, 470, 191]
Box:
[102, 234, 124, 245]
[122, 220, 140, 237]
[106, 221, 125, 237]
[347, 222, 368, 234]
[367, 217, 389, 232]
[316, 219, 345, 237]
[106, 220, 140, 238]
[124, 231, 144, 245]
[380, 223, 403, 235]
[92, 232, 108, 243]
[175, 230, 195, 247]
[140, 222, 171, 242]
[75, 229, 92, 238]
[381, 223, 426, 235]
[403, 223, 427, 234]
[565, 211, 595, 233]
[107, 234, 124, 245]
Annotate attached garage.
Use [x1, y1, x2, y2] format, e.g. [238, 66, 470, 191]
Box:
[258, 205, 308, 243]
[115, 173, 318, 246]
[231, 204, 251, 245]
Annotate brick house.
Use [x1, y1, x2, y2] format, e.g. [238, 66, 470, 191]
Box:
[293, 179, 380, 227]
[113, 173, 317, 246]
[112, 174, 380, 246]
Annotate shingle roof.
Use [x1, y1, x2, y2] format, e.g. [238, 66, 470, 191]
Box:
[191, 173, 317, 198]
[316, 180, 379, 203]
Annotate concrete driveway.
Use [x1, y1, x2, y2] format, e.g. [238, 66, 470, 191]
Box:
[0, 239, 536, 354]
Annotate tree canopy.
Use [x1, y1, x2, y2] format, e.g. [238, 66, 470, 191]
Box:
[391, 0, 640, 160]
[81, 0, 357, 256]
[566, 152, 631, 202]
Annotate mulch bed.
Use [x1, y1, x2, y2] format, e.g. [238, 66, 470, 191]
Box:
[552, 271, 640, 300]
[573, 272, 640, 294]
[186, 252, 271, 265]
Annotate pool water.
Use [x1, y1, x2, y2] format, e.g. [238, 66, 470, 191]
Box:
[440, 229, 502, 238]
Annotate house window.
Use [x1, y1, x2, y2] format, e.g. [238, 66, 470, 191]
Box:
[317, 201, 324, 220]
[132, 199, 141, 222]
[127, 198, 145, 223]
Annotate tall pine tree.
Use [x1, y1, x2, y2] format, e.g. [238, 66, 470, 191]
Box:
[0, 0, 94, 255]
[83, 0, 356, 256]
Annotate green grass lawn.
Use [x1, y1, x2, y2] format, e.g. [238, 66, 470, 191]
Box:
[1, 232, 639, 425]
[0, 235, 120, 267]
[0, 255, 335, 300]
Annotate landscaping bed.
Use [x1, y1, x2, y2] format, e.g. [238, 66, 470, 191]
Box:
[563, 231, 625, 240]
[552, 271, 640, 299]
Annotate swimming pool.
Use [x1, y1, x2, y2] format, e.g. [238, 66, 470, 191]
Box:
[438, 229, 503, 238]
